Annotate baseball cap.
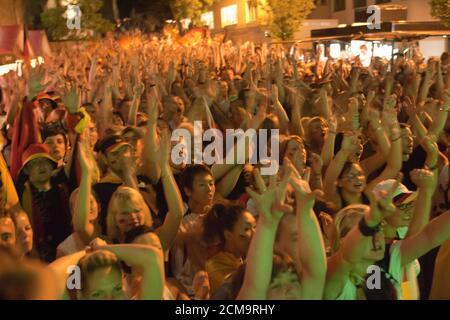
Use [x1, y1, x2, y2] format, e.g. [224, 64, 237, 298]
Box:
[97, 135, 131, 155]
[372, 179, 417, 206]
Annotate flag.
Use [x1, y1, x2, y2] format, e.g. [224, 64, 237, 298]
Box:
[10, 98, 42, 180]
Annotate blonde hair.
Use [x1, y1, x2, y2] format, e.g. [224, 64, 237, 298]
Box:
[334, 204, 369, 238]
[106, 186, 152, 241]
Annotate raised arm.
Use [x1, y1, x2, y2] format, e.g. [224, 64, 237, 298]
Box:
[72, 139, 96, 244]
[288, 159, 327, 299]
[127, 82, 144, 126]
[324, 190, 396, 300]
[237, 169, 292, 300]
[400, 208, 450, 267]
[91, 239, 165, 300]
[215, 164, 245, 198]
[406, 168, 436, 238]
[321, 116, 337, 168]
[142, 87, 161, 183]
[153, 130, 184, 253]
[323, 133, 358, 204]
[365, 110, 402, 194]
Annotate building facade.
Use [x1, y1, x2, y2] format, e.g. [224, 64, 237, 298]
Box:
[201, 0, 339, 43]
[309, 0, 438, 25]
[203, 0, 448, 56]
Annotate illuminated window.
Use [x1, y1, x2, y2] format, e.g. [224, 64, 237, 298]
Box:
[221, 5, 238, 27]
[246, 0, 258, 22]
[201, 11, 214, 28]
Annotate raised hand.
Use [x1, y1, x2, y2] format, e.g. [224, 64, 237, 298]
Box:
[285, 157, 323, 202]
[133, 82, 145, 97]
[246, 166, 293, 227]
[27, 65, 50, 99]
[341, 131, 360, 154]
[310, 153, 324, 176]
[61, 85, 81, 114]
[88, 237, 108, 252]
[368, 174, 402, 224]
[410, 168, 436, 190]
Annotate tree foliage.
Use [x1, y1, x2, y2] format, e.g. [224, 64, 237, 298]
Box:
[430, 0, 450, 27]
[260, 0, 315, 40]
[41, 0, 114, 40]
[169, 0, 214, 26]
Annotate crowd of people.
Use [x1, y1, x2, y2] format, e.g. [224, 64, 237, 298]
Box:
[0, 30, 450, 300]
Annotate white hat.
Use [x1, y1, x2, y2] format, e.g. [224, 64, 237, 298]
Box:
[372, 179, 417, 205]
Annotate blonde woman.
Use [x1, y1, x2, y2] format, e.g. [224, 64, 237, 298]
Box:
[106, 130, 184, 252]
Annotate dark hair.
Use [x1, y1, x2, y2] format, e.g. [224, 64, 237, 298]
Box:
[112, 111, 125, 126]
[338, 162, 359, 181]
[181, 164, 213, 192]
[203, 204, 246, 246]
[42, 126, 68, 147]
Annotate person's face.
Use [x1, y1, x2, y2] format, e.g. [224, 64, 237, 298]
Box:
[285, 140, 306, 164]
[338, 164, 366, 194]
[44, 134, 67, 162]
[276, 214, 297, 259]
[25, 157, 55, 184]
[115, 199, 146, 234]
[82, 266, 126, 300]
[185, 173, 215, 207]
[88, 195, 99, 222]
[224, 211, 256, 257]
[384, 200, 415, 228]
[308, 119, 327, 144]
[14, 213, 33, 255]
[88, 122, 99, 149]
[172, 97, 185, 124]
[112, 114, 124, 126]
[122, 131, 142, 158]
[0, 217, 16, 250]
[267, 269, 302, 300]
[218, 81, 228, 96]
[39, 100, 53, 118]
[401, 127, 414, 159]
[105, 145, 133, 173]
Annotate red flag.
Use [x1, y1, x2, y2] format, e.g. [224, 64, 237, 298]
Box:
[10, 99, 42, 180]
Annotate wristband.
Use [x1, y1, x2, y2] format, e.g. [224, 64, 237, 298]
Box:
[358, 218, 381, 237]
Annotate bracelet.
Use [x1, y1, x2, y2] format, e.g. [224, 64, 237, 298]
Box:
[391, 135, 402, 142]
[358, 218, 381, 237]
